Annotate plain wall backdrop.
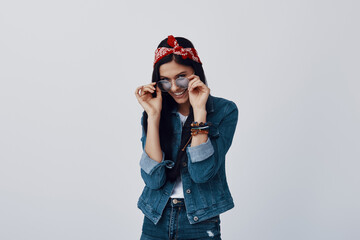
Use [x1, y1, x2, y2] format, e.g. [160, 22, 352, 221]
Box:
[1, 0, 359, 239]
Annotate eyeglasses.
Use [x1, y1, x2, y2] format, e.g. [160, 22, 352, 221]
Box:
[157, 76, 190, 92]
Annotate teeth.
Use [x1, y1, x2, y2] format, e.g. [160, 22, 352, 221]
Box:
[174, 90, 186, 96]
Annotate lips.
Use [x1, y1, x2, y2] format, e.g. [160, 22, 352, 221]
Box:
[173, 89, 187, 98]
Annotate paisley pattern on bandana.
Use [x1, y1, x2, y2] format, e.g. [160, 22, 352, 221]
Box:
[153, 35, 202, 66]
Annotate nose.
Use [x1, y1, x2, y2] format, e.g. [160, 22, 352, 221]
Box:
[170, 79, 179, 93]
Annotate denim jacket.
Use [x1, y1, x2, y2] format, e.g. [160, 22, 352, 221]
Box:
[137, 95, 238, 225]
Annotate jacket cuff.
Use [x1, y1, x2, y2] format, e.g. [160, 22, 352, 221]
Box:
[140, 151, 165, 175]
[186, 138, 214, 163]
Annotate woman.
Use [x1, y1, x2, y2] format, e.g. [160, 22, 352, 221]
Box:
[135, 35, 238, 240]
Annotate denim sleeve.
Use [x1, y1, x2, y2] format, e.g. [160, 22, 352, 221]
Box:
[186, 138, 214, 163]
[186, 101, 238, 183]
[139, 114, 173, 189]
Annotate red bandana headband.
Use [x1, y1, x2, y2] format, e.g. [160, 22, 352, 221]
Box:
[153, 35, 202, 67]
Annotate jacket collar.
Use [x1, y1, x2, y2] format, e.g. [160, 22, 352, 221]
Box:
[170, 94, 214, 114]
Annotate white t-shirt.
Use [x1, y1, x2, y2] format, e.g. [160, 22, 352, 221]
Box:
[170, 111, 188, 198]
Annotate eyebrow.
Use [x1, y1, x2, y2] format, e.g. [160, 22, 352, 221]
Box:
[160, 71, 187, 78]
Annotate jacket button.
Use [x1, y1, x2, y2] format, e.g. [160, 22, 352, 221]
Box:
[186, 189, 191, 194]
[194, 216, 198, 221]
[183, 162, 187, 167]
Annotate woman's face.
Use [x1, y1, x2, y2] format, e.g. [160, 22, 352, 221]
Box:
[159, 60, 194, 106]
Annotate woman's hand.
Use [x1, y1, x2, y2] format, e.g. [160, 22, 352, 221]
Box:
[135, 82, 162, 117]
[187, 74, 210, 111]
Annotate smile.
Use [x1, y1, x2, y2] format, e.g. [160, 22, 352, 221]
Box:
[173, 89, 187, 96]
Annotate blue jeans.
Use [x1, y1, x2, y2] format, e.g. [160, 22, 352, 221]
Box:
[140, 198, 221, 240]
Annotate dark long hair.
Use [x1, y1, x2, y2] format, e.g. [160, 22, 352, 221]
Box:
[142, 36, 207, 181]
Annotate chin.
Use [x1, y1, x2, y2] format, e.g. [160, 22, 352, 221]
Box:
[173, 98, 188, 105]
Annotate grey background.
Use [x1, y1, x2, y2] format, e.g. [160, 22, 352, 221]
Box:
[1, 0, 359, 239]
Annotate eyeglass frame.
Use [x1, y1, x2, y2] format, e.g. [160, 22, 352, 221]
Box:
[156, 72, 195, 92]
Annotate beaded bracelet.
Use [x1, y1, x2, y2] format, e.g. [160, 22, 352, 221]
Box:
[191, 128, 209, 136]
[181, 127, 209, 151]
[191, 122, 211, 127]
[191, 125, 210, 130]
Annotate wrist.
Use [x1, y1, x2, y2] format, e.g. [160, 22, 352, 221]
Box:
[147, 114, 160, 124]
[193, 108, 207, 122]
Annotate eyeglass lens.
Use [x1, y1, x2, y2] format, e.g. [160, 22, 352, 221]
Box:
[158, 77, 189, 92]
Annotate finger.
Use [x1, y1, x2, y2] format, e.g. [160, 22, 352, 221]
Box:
[155, 85, 162, 99]
[187, 78, 197, 87]
[135, 86, 144, 98]
[190, 81, 208, 93]
[156, 84, 161, 93]
[188, 79, 203, 91]
[144, 82, 156, 91]
[135, 88, 143, 103]
[188, 77, 201, 90]
[187, 73, 198, 80]
[135, 86, 153, 100]
[189, 83, 201, 92]
[142, 86, 155, 94]
[143, 83, 156, 91]
[149, 82, 156, 90]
